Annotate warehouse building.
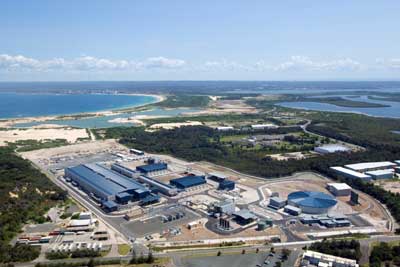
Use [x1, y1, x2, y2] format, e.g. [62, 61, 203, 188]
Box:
[218, 179, 235, 191]
[136, 163, 168, 177]
[314, 144, 350, 154]
[112, 164, 178, 196]
[170, 175, 206, 189]
[111, 163, 140, 178]
[366, 169, 394, 180]
[330, 166, 372, 181]
[216, 126, 234, 131]
[268, 196, 287, 209]
[251, 124, 278, 130]
[301, 250, 359, 267]
[327, 183, 352, 196]
[284, 205, 302, 216]
[288, 191, 337, 214]
[65, 164, 151, 205]
[207, 172, 228, 182]
[129, 148, 144, 156]
[344, 161, 396, 172]
[233, 209, 258, 225]
[214, 200, 236, 215]
[137, 175, 178, 196]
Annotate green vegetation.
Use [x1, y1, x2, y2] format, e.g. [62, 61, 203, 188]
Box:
[308, 239, 362, 261]
[0, 147, 67, 263]
[143, 113, 277, 126]
[118, 244, 131, 256]
[7, 139, 69, 152]
[156, 94, 210, 108]
[369, 242, 400, 267]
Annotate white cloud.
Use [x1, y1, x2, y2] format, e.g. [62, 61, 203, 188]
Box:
[142, 56, 186, 69]
[202, 60, 249, 71]
[376, 58, 400, 69]
[0, 54, 398, 75]
[0, 54, 185, 72]
[272, 56, 363, 71]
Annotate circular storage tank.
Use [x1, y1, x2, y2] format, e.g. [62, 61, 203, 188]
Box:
[288, 191, 337, 214]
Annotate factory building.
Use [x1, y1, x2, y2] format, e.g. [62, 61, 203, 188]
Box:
[284, 205, 302, 216]
[218, 179, 235, 191]
[170, 175, 207, 189]
[129, 148, 144, 156]
[330, 166, 372, 181]
[327, 183, 352, 196]
[137, 175, 178, 196]
[268, 196, 287, 209]
[65, 164, 151, 206]
[251, 124, 278, 130]
[111, 163, 140, 178]
[344, 161, 396, 172]
[112, 163, 178, 196]
[216, 126, 234, 131]
[301, 250, 359, 267]
[314, 144, 350, 154]
[233, 209, 258, 225]
[207, 172, 228, 182]
[288, 191, 337, 214]
[300, 215, 351, 228]
[366, 169, 394, 180]
[136, 163, 168, 177]
[214, 200, 235, 215]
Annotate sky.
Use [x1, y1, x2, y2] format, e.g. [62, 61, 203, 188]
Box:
[0, 0, 399, 81]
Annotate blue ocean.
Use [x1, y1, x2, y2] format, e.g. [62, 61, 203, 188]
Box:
[0, 93, 157, 119]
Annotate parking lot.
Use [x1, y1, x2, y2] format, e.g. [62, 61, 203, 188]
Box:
[121, 206, 201, 237]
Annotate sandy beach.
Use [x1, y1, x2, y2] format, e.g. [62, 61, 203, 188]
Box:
[0, 93, 166, 129]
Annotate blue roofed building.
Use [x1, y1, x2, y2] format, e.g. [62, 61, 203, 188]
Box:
[170, 175, 206, 189]
[218, 179, 235, 191]
[65, 164, 153, 209]
[136, 163, 168, 177]
[102, 200, 118, 212]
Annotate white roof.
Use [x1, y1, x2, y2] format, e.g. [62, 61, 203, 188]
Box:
[303, 250, 359, 267]
[315, 144, 350, 152]
[327, 183, 351, 190]
[330, 166, 371, 179]
[395, 160, 400, 165]
[251, 124, 277, 128]
[345, 161, 396, 171]
[69, 219, 92, 227]
[216, 126, 234, 130]
[366, 169, 394, 176]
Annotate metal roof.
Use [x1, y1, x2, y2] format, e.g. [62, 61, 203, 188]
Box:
[136, 163, 168, 173]
[366, 169, 394, 176]
[233, 209, 257, 220]
[345, 161, 396, 171]
[330, 166, 372, 179]
[170, 175, 206, 188]
[67, 165, 124, 196]
[102, 200, 118, 209]
[86, 164, 146, 191]
[315, 144, 350, 152]
[327, 183, 352, 190]
[140, 194, 160, 204]
[288, 191, 337, 209]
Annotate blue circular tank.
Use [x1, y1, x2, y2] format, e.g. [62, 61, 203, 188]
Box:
[288, 191, 337, 214]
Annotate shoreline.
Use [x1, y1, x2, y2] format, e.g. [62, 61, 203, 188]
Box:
[0, 93, 166, 128]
